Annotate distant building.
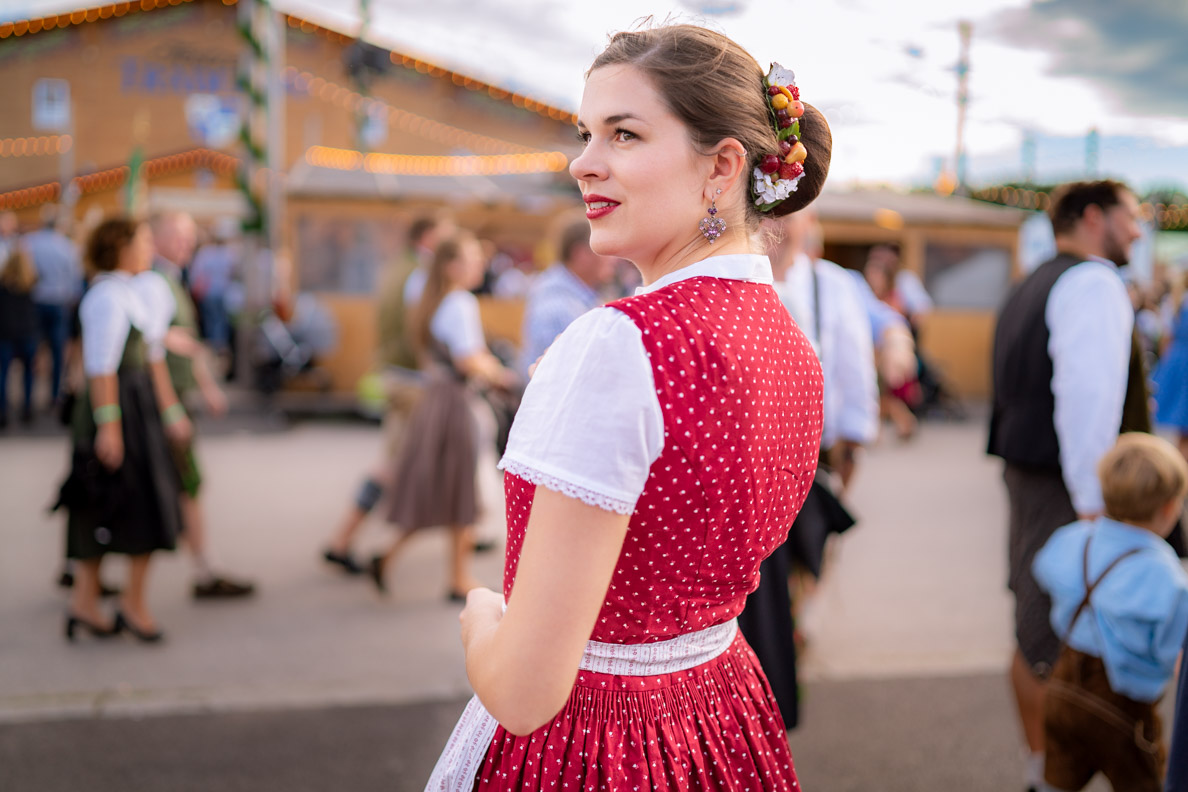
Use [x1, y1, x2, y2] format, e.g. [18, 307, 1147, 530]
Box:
[0, 0, 581, 389]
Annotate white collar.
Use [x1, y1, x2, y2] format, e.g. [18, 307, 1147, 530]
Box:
[634, 254, 774, 296]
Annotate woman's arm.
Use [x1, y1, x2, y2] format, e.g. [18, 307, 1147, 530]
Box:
[148, 357, 193, 446]
[454, 350, 516, 389]
[461, 487, 630, 736]
[90, 374, 123, 469]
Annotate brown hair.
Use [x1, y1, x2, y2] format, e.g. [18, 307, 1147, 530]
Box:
[1099, 433, 1188, 523]
[0, 245, 37, 293]
[85, 217, 140, 274]
[589, 24, 831, 230]
[408, 230, 478, 360]
[1048, 180, 1131, 236]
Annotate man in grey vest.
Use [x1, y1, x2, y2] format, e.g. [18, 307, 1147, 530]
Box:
[988, 180, 1144, 792]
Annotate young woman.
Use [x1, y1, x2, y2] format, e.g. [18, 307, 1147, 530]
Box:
[55, 217, 189, 643]
[426, 24, 832, 791]
[369, 231, 516, 601]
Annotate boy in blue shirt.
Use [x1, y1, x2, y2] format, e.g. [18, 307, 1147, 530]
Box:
[1034, 433, 1188, 792]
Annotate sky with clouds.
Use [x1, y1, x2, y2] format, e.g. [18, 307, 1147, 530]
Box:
[9, 0, 1188, 191]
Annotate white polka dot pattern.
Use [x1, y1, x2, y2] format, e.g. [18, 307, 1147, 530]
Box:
[482, 276, 821, 791]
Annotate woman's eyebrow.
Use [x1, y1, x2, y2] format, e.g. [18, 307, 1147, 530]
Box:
[576, 112, 644, 131]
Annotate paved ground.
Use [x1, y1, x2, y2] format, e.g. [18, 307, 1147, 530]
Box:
[0, 412, 1153, 790]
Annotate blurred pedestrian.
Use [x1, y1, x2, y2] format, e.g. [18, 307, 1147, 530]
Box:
[402, 211, 456, 310]
[26, 204, 82, 409]
[0, 242, 39, 428]
[1152, 282, 1188, 462]
[988, 180, 1145, 792]
[428, 25, 829, 790]
[188, 217, 238, 356]
[322, 213, 454, 574]
[55, 217, 189, 643]
[865, 246, 921, 438]
[368, 231, 516, 600]
[0, 210, 19, 268]
[148, 212, 254, 600]
[518, 219, 617, 376]
[1033, 434, 1188, 792]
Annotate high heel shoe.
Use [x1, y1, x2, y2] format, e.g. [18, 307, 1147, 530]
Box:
[368, 555, 387, 594]
[65, 612, 119, 641]
[114, 611, 164, 643]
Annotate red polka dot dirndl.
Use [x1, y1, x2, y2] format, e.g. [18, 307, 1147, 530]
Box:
[427, 277, 822, 792]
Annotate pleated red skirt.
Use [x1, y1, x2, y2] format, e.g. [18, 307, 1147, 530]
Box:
[473, 631, 800, 791]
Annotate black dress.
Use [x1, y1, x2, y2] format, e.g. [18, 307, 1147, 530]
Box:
[57, 322, 182, 560]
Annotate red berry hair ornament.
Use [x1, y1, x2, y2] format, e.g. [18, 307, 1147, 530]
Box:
[753, 63, 808, 214]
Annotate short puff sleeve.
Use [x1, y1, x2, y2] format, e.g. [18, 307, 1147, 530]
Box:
[131, 270, 177, 362]
[79, 280, 133, 376]
[430, 290, 486, 361]
[498, 306, 664, 515]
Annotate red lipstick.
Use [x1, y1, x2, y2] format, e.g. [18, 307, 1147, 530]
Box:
[584, 194, 619, 220]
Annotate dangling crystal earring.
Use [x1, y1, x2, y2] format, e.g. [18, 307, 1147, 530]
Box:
[699, 189, 726, 243]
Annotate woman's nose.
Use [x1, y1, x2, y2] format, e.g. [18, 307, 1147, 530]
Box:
[569, 144, 606, 183]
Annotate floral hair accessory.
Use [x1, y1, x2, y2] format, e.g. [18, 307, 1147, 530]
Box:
[753, 63, 808, 213]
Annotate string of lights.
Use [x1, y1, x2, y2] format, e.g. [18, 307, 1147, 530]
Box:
[973, 186, 1188, 232]
[0, 148, 238, 211]
[0, 135, 73, 157]
[284, 67, 547, 157]
[0, 0, 196, 38]
[304, 145, 568, 176]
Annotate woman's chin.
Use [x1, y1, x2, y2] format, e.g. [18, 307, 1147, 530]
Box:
[588, 233, 626, 261]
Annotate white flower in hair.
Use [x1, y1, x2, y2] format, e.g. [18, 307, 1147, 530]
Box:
[753, 167, 799, 206]
[766, 63, 797, 87]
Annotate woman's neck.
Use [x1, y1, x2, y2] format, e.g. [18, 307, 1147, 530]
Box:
[635, 229, 754, 286]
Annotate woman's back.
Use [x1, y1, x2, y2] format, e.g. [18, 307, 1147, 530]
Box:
[502, 267, 823, 643]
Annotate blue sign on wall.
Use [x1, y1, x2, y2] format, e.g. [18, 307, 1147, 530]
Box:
[121, 57, 234, 95]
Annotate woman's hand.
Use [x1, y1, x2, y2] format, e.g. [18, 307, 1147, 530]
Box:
[201, 383, 228, 418]
[95, 422, 124, 470]
[460, 587, 505, 652]
[164, 413, 194, 447]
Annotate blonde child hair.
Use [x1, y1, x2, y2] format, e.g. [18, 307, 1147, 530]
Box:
[1099, 433, 1188, 524]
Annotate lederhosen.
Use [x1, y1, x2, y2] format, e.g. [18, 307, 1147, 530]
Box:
[1044, 536, 1165, 791]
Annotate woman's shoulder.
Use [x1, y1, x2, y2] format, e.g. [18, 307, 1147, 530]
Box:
[531, 307, 647, 380]
[434, 288, 479, 318]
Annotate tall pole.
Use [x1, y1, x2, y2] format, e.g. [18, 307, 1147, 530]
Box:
[235, 0, 272, 386]
[265, 6, 285, 258]
[954, 20, 972, 196]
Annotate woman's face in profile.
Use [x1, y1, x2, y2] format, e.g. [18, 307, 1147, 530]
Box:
[448, 239, 486, 291]
[569, 64, 708, 267]
[122, 225, 155, 274]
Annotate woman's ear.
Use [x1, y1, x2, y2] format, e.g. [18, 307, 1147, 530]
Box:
[704, 137, 748, 202]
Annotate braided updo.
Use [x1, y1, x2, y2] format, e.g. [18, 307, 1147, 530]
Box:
[589, 24, 831, 229]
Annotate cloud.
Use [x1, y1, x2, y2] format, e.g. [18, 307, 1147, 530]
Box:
[993, 0, 1188, 116]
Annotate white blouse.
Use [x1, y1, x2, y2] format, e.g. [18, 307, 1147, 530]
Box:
[431, 290, 487, 360]
[79, 271, 172, 376]
[498, 253, 774, 515]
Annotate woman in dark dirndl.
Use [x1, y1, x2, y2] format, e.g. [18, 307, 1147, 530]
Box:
[425, 24, 833, 791]
[57, 217, 189, 642]
[368, 231, 518, 601]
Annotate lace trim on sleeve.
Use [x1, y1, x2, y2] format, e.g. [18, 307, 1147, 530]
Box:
[500, 459, 636, 516]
